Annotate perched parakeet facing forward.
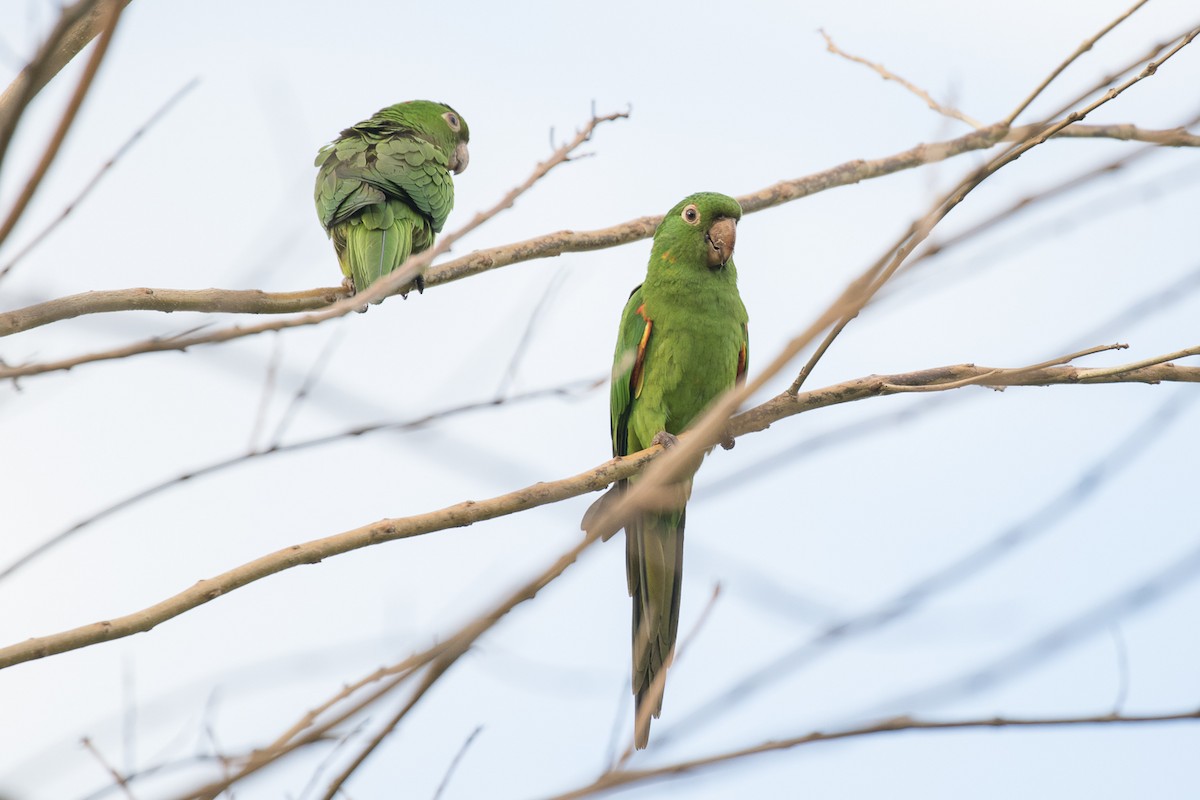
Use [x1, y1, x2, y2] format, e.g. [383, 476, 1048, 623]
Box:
[314, 100, 469, 300]
[598, 192, 748, 748]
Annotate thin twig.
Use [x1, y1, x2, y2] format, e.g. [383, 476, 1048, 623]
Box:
[248, 332, 283, 450]
[298, 718, 372, 800]
[0, 0, 125, 248]
[184, 532, 598, 799]
[861, 526, 1200, 718]
[545, 709, 1200, 800]
[318, 662, 454, 800]
[0, 0, 120, 173]
[878, 342, 1128, 392]
[664, 388, 1194, 746]
[0, 377, 602, 583]
[1004, 0, 1151, 124]
[267, 327, 346, 447]
[0, 77, 198, 282]
[81, 737, 138, 800]
[820, 29, 984, 128]
[495, 267, 568, 400]
[788, 21, 1200, 393]
[431, 726, 483, 800]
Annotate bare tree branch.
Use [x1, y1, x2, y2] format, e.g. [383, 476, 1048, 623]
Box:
[546, 709, 1200, 800]
[0, 377, 602, 583]
[1, 120, 1194, 343]
[863, 533, 1200, 719]
[317, 662, 452, 800]
[820, 28, 984, 129]
[0, 109, 631, 377]
[0, 0, 131, 172]
[81, 737, 137, 800]
[0, 77, 198, 282]
[1, 347, 1196, 672]
[789, 22, 1200, 393]
[181, 529, 600, 799]
[1004, 0, 1151, 124]
[0, 0, 126, 248]
[431, 726, 483, 800]
[668, 388, 1195, 745]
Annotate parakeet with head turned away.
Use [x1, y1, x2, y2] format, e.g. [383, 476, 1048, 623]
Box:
[594, 191, 748, 749]
[314, 100, 469, 301]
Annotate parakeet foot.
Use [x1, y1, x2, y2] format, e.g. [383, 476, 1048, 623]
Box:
[651, 431, 680, 449]
[399, 273, 426, 300]
[720, 433, 736, 450]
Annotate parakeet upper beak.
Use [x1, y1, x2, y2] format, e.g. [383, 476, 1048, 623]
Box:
[705, 216, 737, 268]
[450, 140, 470, 174]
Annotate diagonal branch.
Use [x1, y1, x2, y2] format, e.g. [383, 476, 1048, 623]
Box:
[789, 21, 1200, 393]
[1004, 0, 1151, 124]
[0, 0, 126, 248]
[0, 0, 132, 174]
[181, 529, 598, 800]
[1, 346, 1197, 672]
[0, 77, 199, 282]
[820, 28, 984, 129]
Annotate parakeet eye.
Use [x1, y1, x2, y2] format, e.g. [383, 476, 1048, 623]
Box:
[681, 204, 700, 225]
[442, 111, 461, 131]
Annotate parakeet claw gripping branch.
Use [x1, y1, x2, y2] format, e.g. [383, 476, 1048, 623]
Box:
[314, 100, 470, 302]
[588, 192, 749, 749]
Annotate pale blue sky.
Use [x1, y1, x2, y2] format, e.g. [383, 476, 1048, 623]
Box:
[1, 1, 1199, 798]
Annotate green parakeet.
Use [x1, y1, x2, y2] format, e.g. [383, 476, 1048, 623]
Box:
[599, 192, 748, 749]
[314, 100, 470, 300]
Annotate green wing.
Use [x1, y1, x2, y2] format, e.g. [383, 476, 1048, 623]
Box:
[611, 284, 651, 458]
[314, 131, 454, 233]
[373, 137, 455, 231]
[608, 283, 683, 745]
[314, 127, 452, 293]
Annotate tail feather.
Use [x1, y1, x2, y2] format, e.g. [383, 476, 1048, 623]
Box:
[628, 507, 685, 749]
[339, 200, 418, 301]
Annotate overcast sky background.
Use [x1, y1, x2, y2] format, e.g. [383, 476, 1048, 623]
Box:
[1, 1, 1199, 798]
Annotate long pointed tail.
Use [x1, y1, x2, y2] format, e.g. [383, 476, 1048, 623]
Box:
[627, 507, 685, 749]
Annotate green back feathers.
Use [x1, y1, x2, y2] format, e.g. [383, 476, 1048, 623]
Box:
[313, 100, 470, 295]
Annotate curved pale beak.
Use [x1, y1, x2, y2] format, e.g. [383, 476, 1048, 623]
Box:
[449, 140, 470, 174]
[706, 216, 737, 268]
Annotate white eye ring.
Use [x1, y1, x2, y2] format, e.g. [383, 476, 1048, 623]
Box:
[681, 204, 700, 225]
[443, 112, 460, 131]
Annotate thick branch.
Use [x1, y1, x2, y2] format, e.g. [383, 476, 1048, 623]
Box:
[1, 355, 1196, 671]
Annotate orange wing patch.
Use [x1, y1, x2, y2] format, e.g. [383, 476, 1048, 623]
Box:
[631, 304, 652, 398]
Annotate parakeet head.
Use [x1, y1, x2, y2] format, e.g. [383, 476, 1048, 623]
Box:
[375, 100, 471, 174]
[654, 192, 742, 270]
